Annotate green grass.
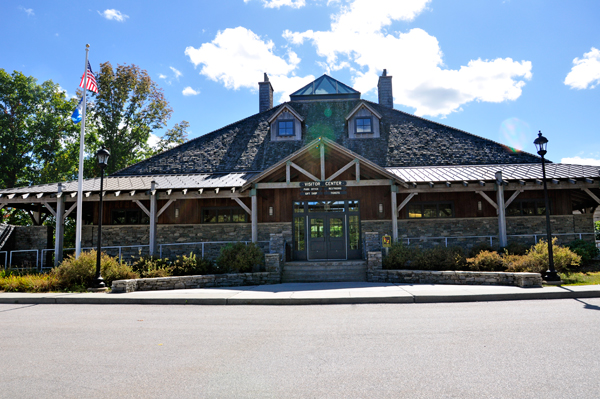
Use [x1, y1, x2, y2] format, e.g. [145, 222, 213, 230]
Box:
[559, 272, 600, 286]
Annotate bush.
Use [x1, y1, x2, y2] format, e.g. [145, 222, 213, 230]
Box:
[503, 242, 529, 256]
[172, 253, 215, 276]
[0, 272, 58, 292]
[131, 256, 173, 278]
[468, 243, 495, 258]
[595, 221, 600, 240]
[383, 243, 415, 269]
[567, 239, 599, 264]
[505, 238, 582, 274]
[466, 250, 505, 271]
[52, 250, 138, 291]
[216, 242, 264, 273]
[413, 246, 466, 271]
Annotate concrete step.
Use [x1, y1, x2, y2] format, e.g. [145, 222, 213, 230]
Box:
[282, 260, 367, 283]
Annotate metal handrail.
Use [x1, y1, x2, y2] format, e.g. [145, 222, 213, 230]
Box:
[0, 251, 7, 269]
[8, 249, 38, 270]
[401, 232, 594, 247]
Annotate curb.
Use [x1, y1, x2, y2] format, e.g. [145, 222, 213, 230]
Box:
[1, 286, 600, 306]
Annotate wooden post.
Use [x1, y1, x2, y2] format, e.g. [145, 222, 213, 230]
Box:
[320, 141, 325, 181]
[54, 184, 65, 267]
[251, 188, 257, 243]
[149, 180, 157, 257]
[496, 171, 507, 248]
[391, 184, 398, 242]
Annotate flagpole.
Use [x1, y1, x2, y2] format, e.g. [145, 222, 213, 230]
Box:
[75, 44, 89, 258]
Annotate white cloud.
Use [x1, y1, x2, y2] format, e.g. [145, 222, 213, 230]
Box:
[244, 0, 306, 8]
[284, 0, 532, 117]
[20, 7, 34, 16]
[148, 133, 160, 149]
[564, 47, 600, 90]
[560, 156, 600, 166]
[99, 9, 129, 22]
[158, 74, 167, 79]
[182, 87, 200, 96]
[185, 26, 313, 103]
[170, 66, 182, 79]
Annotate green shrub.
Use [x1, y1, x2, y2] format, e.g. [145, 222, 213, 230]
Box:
[131, 256, 173, 278]
[0, 273, 59, 292]
[505, 238, 582, 274]
[383, 243, 415, 269]
[595, 221, 600, 240]
[172, 253, 214, 276]
[467, 250, 505, 271]
[468, 243, 495, 258]
[567, 239, 599, 264]
[52, 250, 138, 291]
[503, 242, 529, 256]
[216, 242, 264, 273]
[412, 246, 466, 271]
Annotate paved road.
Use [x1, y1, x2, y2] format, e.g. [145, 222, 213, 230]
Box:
[2, 299, 600, 398]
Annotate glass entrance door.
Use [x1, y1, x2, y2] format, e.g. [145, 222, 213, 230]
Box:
[293, 200, 361, 261]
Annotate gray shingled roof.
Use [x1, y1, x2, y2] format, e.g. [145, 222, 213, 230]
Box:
[114, 99, 542, 177]
[387, 163, 600, 183]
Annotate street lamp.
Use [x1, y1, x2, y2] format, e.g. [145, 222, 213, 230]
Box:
[93, 146, 110, 289]
[533, 131, 561, 283]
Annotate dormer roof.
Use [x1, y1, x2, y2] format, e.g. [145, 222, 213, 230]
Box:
[345, 101, 382, 121]
[290, 74, 360, 101]
[267, 104, 304, 123]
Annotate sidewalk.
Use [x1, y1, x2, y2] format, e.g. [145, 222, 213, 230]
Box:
[1, 282, 600, 305]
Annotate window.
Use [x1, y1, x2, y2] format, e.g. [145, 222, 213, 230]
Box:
[355, 117, 372, 134]
[506, 199, 549, 216]
[278, 120, 294, 136]
[407, 202, 454, 218]
[111, 209, 149, 225]
[202, 208, 248, 223]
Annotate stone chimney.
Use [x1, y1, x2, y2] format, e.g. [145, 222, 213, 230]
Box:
[259, 73, 274, 113]
[377, 69, 393, 108]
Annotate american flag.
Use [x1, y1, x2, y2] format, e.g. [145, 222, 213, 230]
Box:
[79, 61, 98, 93]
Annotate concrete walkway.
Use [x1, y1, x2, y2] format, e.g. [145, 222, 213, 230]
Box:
[1, 282, 600, 305]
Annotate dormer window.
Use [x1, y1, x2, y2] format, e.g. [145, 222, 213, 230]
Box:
[355, 117, 372, 134]
[278, 120, 295, 136]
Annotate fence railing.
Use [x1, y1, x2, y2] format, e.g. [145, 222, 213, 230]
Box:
[400, 232, 595, 248]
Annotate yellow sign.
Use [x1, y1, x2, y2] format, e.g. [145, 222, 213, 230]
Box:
[382, 235, 392, 248]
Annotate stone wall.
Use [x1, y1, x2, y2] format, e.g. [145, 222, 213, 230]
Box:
[112, 271, 281, 293]
[361, 215, 594, 252]
[368, 269, 542, 288]
[82, 222, 292, 262]
[8, 226, 51, 267]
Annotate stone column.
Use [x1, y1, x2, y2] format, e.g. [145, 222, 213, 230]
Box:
[269, 233, 285, 262]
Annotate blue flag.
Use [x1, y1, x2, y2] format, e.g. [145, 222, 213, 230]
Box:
[71, 96, 83, 123]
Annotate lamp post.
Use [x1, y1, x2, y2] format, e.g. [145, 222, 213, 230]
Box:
[533, 131, 561, 283]
[93, 146, 110, 289]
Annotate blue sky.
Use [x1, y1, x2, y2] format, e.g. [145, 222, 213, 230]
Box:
[3, 0, 600, 165]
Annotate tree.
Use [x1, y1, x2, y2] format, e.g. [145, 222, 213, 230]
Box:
[0, 69, 79, 189]
[89, 62, 173, 175]
[151, 120, 189, 156]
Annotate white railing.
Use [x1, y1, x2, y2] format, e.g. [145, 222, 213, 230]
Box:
[401, 232, 594, 247]
[0, 251, 7, 269]
[5, 249, 39, 270]
[158, 240, 269, 258]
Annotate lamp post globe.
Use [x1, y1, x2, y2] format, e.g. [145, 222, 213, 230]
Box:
[534, 131, 561, 283]
[93, 146, 110, 289]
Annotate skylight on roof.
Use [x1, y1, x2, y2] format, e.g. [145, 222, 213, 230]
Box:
[290, 75, 361, 101]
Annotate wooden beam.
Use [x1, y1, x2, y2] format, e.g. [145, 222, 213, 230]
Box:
[582, 187, 600, 204]
[462, 181, 468, 187]
[355, 159, 360, 182]
[233, 197, 251, 215]
[36, 193, 44, 199]
[327, 158, 356, 182]
[166, 189, 172, 195]
[290, 161, 320, 182]
[445, 182, 451, 188]
[391, 186, 398, 242]
[476, 191, 498, 210]
[255, 179, 393, 189]
[157, 199, 175, 218]
[133, 200, 151, 217]
[397, 192, 418, 213]
[568, 178, 577, 184]
[22, 193, 30, 199]
[42, 202, 56, 217]
[551, 179, 560, 185]
[535, 179, 543, 185]
[504, 190, 523, 209]
[479, 181, 485, 187]
[286, 161, 290, 184]
[519, 180, 526, 185]
[320, 142, 325, 181]
[585, 178, 594, 184]
[215, 188, 220, 194]
[198, 188, 203, 194]
[182, 189, 187, 195]
[64, 202, 77, 218]
[149, 182, 157, 257]
[129, 190, 136, 196]
[114, 191, 121, 197]
[251, 193, 257, 243]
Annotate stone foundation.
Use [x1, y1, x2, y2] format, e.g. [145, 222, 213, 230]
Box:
[368, 269, 542, 288]
[112, 271, 281, 293]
